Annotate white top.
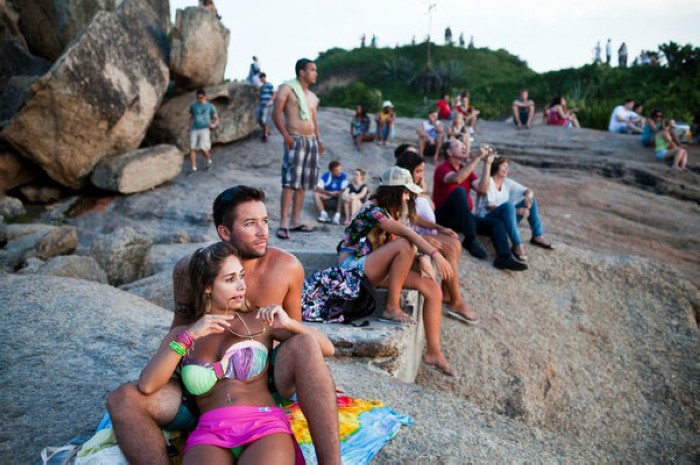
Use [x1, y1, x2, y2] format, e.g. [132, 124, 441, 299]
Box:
[475, 177, 527, 217]
[414, 196, 437, 235]
[608, 105, 630, 132]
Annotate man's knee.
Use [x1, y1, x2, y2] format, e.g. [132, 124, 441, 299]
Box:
[107, 383, 143, 419]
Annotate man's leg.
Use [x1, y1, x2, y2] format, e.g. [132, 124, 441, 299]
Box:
[291, 188, 306, 227]
[107, 380, 184, 465]
[418, 135, 427, 156]
[435, 133, 445, 161]
[188, 150, 197, 170]
[434, 188, 486, 258]
[273, 334, 340, 465]
[485, 202, 522, 246]
[280, 187, 293, 229]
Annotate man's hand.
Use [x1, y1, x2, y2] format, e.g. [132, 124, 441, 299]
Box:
[318, 141, 325, 155]
[284, 135, 295, 150]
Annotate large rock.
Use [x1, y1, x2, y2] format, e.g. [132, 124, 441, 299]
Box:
[0, 1, 170, 189]
[91, 144, 183, 194]
[0, 0, 25, 45]
[34, 254, 108, 283]
[169, 6, 229, 89]
[90, 226, 151, 285]
[0, 273, 170, 465]
[0, 194, 25, 218]
[0, 224, 78, 269]
[0, 148, 38, 192]
[146, 83, 258, 150]
[18, 184, 62, 203]
[11, 0, 170, 61]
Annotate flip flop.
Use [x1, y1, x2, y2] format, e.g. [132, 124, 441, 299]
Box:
[530, 238, 555, 250]
[276, 228, 290, 240]
[446, 309, 479, 326]
[378, 311, 416, 325]
[289, 224, 315, 233]
[423, 360, 458, 378]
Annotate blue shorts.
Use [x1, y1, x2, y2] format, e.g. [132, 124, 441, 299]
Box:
[655, 149, 668, 160]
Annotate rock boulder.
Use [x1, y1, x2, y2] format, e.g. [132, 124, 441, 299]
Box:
[33, 254, 108, 283]
[0, 1, 170, 188]
[0, 149, 38, 192]
[90, 226, 151, 286]
[169, 6, 229, 89]
[146, 83, 258, 150]
[0, 194, 24, 219]
[0, 224, 77, 269]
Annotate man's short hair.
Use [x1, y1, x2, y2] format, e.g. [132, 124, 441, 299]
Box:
[295, 58, 314, 77]
[260, 72, 266, 78]
[624, 98, 635, 104]
[427, 110, 437, 117]
[213, 186, 266, 229]
[196, 88, 206, 96]
[394, 143, 417, 159]
[328, 160, 341, 171]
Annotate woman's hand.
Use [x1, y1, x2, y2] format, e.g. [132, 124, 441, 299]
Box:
[439, 226, 459, 238]
[188, 314, 234, 340]
[258, 305, 296, 331]
[433, 252, 453, 282]
[517, 207, 530, 218]
[418, 254, 436, 281]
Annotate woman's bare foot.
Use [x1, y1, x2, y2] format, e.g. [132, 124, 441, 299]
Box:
[423, 353, 456, 377]
[447, 301, 479, 324]
[378, 307, 416, 325]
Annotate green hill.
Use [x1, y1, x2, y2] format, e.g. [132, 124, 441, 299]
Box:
[315, 42, 700, 129]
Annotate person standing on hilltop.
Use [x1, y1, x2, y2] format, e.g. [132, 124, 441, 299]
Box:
[618, 42, 628, 67]
[512, 89, 535, 129]
[257, 73, 276, 143]
[188, 88, 219, 174]
[593, 41, 602, 64]
[272, 58, 325, 240]
[606, 38, 612, 64]
[436, 93, 452, 121]
[247, 56, 262, 87]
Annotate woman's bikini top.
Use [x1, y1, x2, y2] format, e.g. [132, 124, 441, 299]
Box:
[181, 340, 269, 396]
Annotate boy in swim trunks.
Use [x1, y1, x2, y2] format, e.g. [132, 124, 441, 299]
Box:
[272, 58, 325, 240]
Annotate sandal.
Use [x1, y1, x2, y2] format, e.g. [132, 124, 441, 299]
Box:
[276, 228, 290, 240]
[378, 310, 416, 325]
[289, 224, 315, 233]
[423, 359, 458, 378]
[512, 246, 528, 262]
[530, 238, 555, 250]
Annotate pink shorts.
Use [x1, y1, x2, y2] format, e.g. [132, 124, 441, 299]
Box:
[184, 405, 304, 463]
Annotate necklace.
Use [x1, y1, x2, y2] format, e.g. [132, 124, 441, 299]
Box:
[227, 311, 266, 339]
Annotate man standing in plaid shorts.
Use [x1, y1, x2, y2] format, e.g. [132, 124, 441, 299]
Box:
[272, 58, 325, 239]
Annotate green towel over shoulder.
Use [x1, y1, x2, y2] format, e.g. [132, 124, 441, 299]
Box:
[284, 78, 310, 121]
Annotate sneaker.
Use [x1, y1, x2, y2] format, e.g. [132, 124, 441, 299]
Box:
[464, 240, 487, 259]
[205, 159, 212, 171]
[318, 211, 329, 223]
[332, 212, 340, 225]
[187, 166, 198, 176]
[493, 255, 528, 271]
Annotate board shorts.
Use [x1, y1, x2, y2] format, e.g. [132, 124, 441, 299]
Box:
[257, 104, 271, 125]
[190, 128, 211, 150]
[281, 135, 319, 190]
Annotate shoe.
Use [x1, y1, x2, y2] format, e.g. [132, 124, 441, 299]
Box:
[261, 133, 268, 142]
[332, 212, 340, 225]
[530, 238, 555, 250]
[205, 160, 212, 171]
[187, 166, 197, 176]
[446, 309, 479, 326]
[464, 240, 487, 259]
[493, 255, 528, 271]
[512, 246, 528, 262]
[318, 211, 329, 223]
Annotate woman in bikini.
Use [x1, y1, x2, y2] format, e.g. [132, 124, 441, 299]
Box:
[337, 166, 456, 377]
[139, 242, 333, 464]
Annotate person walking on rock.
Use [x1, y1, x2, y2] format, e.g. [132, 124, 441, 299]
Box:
[273, 58, 325, 240]
[258, 73, 276, 142]
[606, 38, 612, 64]
[188, 88, 219, 174]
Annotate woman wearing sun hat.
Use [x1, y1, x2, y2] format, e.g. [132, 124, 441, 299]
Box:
[376, 100, 396, 145]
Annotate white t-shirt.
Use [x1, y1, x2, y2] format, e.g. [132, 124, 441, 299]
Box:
[475, 177, 527, 217]
[608, 105, 630, 132]
[414, 196, 437, 235]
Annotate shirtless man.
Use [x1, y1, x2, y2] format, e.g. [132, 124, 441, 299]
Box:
[273, 58, 325, 240]
[107, 186, 340, 465]
[512, 89, 535, 129]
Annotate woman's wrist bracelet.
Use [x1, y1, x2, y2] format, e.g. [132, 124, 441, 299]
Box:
[429, 249, 439, 258]
[175, 330, 194, 350]
[169, 341, 187, 357]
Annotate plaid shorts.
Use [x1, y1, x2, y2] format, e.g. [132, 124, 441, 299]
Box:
[281, 135, 319, 190]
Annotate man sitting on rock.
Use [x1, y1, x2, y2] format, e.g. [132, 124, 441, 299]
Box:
[188, 88, 219, 174]
[315, 160, 348, 225]
[608, 98, 637, 134]
[433, 140, 527, 271]
[107, 186, 341, 465]
[512, 89, 535, 129]
[417, 110, 445, 163]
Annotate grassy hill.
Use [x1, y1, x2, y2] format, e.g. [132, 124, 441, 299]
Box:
[315, 42, 700, 129]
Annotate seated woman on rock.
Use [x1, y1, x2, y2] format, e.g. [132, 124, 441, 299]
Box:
[396, 149, 479, 325]
[340, 168, 369, 225]
[455, 92, 480, 132]
[350, 105, 374, 149]
[447, 113, 469, 141]
[475, 155, 554, 262]
[376, 101, 396, 145]
[338, 166, 456, 376]
[655, 119, 689, 171]
[641, 109, 663, 147]
[139, 242, 333, 464]
[545, 96, 580, 128]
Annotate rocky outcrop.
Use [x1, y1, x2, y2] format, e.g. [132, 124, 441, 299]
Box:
[0, 223, 77, 269]
[0, 273, 170, 465]
[90, 226, 151, 285]
[0, 149, 38, 192]
[31, 255, 108, 283]
[91, 144, 183, 194]
[18, 184, 62, 203]
[11, 0, 170, 61]
[0, 195, 25, 219]
[0, 2, 170, 189]
[169, 6, 229, 89]
[146, 83, 258, 150]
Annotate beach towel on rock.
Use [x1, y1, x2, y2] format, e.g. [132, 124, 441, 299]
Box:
[284, 79, 311, 121]
[301, 266, 376, 323]
[283, 394, 413, 465]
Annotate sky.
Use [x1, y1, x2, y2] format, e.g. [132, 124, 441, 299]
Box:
[171, 0, 700, 85]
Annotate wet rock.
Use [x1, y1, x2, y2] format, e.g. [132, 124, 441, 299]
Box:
[91, 144, 183, 194]
[1, 1, 170, 188]
[90, 226, 151, 286]
[169, 6, 229, 89]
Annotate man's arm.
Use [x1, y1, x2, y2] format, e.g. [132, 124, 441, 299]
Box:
[443, 156, 481, 185]
[268, 90, 277, 106]
[209, 106, 219, 128]
[475, 152, 495, 195]
[272, 85, 294, 148]
[310, 93, 325, 155]
[282, 255, 304, 322]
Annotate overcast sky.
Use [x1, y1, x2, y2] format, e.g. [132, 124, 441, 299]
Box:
[171, 0, 699, 86]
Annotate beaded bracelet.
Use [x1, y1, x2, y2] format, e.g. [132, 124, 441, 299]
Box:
[175, 330, 194, 350]
[169, 341, 187, 357]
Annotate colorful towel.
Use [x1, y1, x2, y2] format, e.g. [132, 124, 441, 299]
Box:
[282, 395, 413, 464]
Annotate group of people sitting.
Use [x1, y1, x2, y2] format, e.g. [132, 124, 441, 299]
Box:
[314, 161, 368, 225]
[511, 89, 581, 129]
[350, 102, 396, 149]
[610, 99, 689, 170]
